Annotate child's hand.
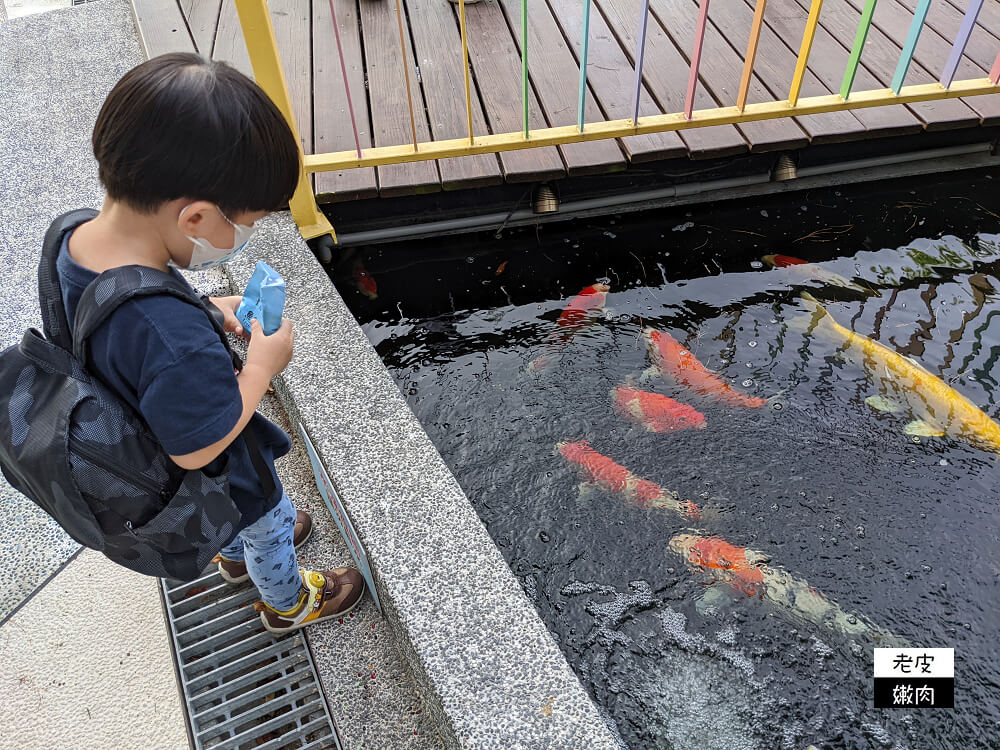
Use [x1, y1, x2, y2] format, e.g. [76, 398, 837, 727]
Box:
[246, 317, 294, 378]
[209, 295, 250, 340]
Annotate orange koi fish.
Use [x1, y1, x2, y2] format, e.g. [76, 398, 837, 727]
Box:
[557, 440, 700, 519]
[612, 385, 706, 433]
[353, 262, 378, 300]
[669, 532, 899, 643]
[528, 283, 610, 372]
[643, 327, 767, 408]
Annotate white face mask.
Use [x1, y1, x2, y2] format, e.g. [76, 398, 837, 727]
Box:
[170, 205, 257, 271]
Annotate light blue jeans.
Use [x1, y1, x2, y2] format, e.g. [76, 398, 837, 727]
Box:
[218, 492, 302, 610]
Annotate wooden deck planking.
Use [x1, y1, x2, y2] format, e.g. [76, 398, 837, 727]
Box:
[853, 0, 1000, 125]
[798, 0, 981, 131]
[498, 0, 627, 176]
[895, 0, 1000, 86]
[760, 0, 922, 139]
[700, 0, 865, 145]
[462, 0, 566, 183]
[404, 0, 503, 190]
[179, 0, 222, 57]
[312, 0, 378, 201]
[358, 0, 442, 196]
[596, 0, 749, 159]
[131, 0, 195, 58]
[548, 0, 689, 163]
[652, 0, 809, 152]
[136, 0, 1000, 200]
[213, 0, 253, 77]
[546, 0, 689, 164]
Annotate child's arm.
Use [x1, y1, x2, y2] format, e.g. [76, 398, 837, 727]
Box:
[169, 317, 294, 470]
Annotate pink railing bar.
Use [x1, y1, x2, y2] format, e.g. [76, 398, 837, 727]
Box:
[991, 49, 1000, 85]
[684, 0, 712, 120]
[940, 0, 984, 89]
[631, 0, 651, 122]
[326, 0, 362, 157]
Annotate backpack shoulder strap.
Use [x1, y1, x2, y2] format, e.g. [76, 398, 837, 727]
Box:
[71, 265, 227, 364]
[38, 209, 99, 352]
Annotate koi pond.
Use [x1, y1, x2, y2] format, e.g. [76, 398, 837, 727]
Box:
[330, 169, 1000, 749]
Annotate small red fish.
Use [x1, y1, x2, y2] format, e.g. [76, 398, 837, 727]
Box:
[557, 440, 699, 519]
[612, 385, 706, 432]
[353, 263, 378, 300]
[528, 283, 610, 372]
[763, 254, 808, 268]
[644, 327, 767, 408]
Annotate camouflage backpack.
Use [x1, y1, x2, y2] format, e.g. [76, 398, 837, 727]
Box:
[0, 209, 273, 581]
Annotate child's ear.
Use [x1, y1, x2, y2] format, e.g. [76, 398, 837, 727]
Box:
[176, 200, 218, 236]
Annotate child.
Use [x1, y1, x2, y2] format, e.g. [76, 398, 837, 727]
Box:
[58, 52, 364, 633]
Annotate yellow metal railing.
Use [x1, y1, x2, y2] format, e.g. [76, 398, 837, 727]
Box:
[234, 0, 1000, 242]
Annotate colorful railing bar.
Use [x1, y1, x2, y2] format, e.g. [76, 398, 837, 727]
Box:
[458, 0, 474, 143]
[840, 0, 878, 99]
[940, 0, 984, 88]
[992, 49, 1000, 85]
[789, 0, 824, 107]
[393, 0, 419, 149]
[522, 0, 529, 137]
[578, 0, 592, 131]
[737, 0, 767, 112]
[684, 0, 712, 120]
[891, 0, 932, 94]
[631, 0, 651, 123]
[325, 0, 362, 157]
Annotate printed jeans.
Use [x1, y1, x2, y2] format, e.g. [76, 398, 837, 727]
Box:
[218, 492, 302, 610]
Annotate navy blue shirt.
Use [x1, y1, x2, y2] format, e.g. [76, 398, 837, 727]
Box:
[57, 231, 290, 536]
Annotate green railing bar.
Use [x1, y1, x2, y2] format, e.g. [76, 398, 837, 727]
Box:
[522, 0, 529, 138]
[578, 0, 592, 131]
[841, 0, 878, 99]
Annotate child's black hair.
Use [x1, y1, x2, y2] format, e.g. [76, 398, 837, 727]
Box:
[93, 53, 300, 215]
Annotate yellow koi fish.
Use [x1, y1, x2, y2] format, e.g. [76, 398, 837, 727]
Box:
[799, 293, 1000, 453]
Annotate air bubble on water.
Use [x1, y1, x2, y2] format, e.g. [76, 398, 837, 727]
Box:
[748, 341, 757, 348]
[618, 314, 632, 323]
[572, 243, 579, 249]
[920, 512, 926, 519]
[798, 490, 806, 497]
[672, 221, 695, 232]
[912, 436, 921, 443]
[742, 379, 754, 387]
[746, 362, 753, 368]
[760, 209, 769, 218]
[603, 231, 617, 238]
[750, 260, 763, 269]
[663, 251, 670, 257]
[770, 318, 778, 324]
[539, 531, 550, 543]
[772, 402, 783, 410]
[596, 276, 611, 286]
[847, 615, 857, 625]
[856, 525, 865, 538]
[964, 622, 972, 630]
[466, 256, 475, 264]
[921, 564, 932, 572]
[646, 306, 653, 311]
[939, 459, 948, 466]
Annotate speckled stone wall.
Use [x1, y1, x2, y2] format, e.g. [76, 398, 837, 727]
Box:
[225, 216, 625, 750]
[0, 0, 143, 622]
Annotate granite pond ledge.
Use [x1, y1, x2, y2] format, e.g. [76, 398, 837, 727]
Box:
[225, 214, 624, 750]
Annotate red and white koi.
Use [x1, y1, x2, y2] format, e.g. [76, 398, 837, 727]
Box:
[528, 283, 610, 372]
[611, 385, 706, 433]
[353, 262, 378, 300]
[761, 254, 873, 294]
[557, 439, 700, 519]
[643, 327, 767, 408]
[669, 531, 899, 643]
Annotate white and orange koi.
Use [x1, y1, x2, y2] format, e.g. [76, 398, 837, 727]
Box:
[557, 440, 700, 520]
[669, 531, 900, 644]
[611, 385, 706, 433]
[762, 254, 873, 295]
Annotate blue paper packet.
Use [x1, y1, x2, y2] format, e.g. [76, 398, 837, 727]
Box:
[237, 261, 286, 335]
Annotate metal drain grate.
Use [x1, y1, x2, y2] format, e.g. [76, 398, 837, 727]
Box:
[160, 571, 341, 750]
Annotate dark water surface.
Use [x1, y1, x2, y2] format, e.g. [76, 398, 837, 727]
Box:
[329, 171, 1000, 749]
